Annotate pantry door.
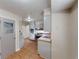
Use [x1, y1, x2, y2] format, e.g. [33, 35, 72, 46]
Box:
[1, 19, 15, 59]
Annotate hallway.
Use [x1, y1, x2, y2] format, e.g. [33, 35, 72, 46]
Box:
[0, 0, 77, 59]
[6, 38, 44, 59]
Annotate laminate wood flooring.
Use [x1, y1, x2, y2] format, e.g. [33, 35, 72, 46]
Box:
[6, 39, 44, 59]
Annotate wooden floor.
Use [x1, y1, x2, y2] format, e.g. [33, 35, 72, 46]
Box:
[6, 39, 44, 59]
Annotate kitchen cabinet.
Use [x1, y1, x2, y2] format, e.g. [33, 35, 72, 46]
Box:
[44, 15, 51, 32]
[43, 8, 51, 33]
[38, 38, 51, 59]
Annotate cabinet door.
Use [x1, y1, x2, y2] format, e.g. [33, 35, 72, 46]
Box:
[44, 15, 51, 32]
[1, 19, 15, 59]
[38, 41, 51, 59]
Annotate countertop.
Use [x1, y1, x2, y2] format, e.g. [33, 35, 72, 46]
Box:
[38, 37, 51, 43]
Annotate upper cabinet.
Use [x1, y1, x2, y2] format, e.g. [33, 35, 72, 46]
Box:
[43, 8, 51, 32]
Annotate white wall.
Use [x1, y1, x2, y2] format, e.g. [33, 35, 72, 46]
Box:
[69, 4, 78, 59]
[0, 9, 22, 51]
[51, 12, 70, 59]
[51, 5, 78, 59]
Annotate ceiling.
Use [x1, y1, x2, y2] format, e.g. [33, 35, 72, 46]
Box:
[52, 0, 76, 12]
[0, 0, 76, 20]
[0, 0, 51, 20]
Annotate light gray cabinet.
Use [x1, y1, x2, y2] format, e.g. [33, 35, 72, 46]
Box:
[38, 39, 51, 59]
[44, 15, 51, 32]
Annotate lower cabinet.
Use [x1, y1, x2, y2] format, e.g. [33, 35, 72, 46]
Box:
[38, 40, 51, 59]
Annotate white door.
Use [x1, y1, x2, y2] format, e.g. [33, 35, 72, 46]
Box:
[1, 19, 15, 59]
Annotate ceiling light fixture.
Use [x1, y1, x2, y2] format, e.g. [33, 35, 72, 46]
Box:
[25, 16, 33, 22]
